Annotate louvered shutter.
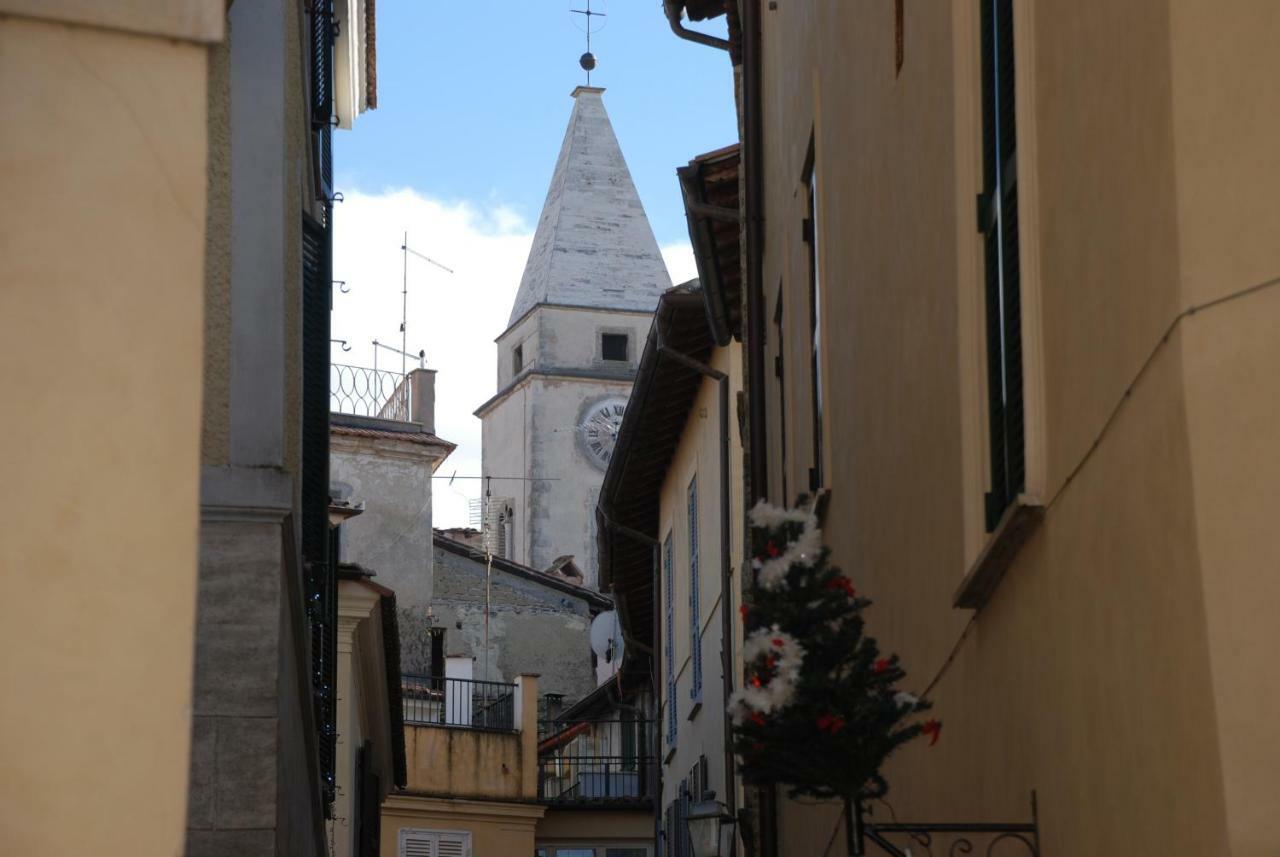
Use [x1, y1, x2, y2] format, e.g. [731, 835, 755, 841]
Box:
[302, 212, 336, 808]
[978, 0, 1024, 531]
[310, 0, 335, 199]
[687, 478, 702, 701]
[401, 833, 433, 857]
[435, 833, 469, 857]
[399, 830, 471, 857]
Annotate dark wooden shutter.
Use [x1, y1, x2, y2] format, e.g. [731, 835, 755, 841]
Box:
[979, 0, 1024, 531]
[302, 211, 336, 809]
[357, 741, 382, 857]
[310, 0, 335, 200]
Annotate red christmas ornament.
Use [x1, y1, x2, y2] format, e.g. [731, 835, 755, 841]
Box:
[766, 540, 781, 558]
[921, 719, 942, 746]
[816, 713, 846, 734]
[739, 604, 750, 619]
[748, 712, 766, 727]
[750, 674, 763, 689]
[873, 658, 891, 674]
[772, 638, 785, 648]
[825, 576, 857, 598]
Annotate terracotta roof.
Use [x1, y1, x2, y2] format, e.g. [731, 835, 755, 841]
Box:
[331, 424, 455, 451]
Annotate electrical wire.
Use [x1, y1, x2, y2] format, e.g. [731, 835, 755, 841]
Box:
[918, 271, 1280, 703]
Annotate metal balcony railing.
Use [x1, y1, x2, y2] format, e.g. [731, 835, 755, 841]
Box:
[331, 363, 411, 421]
[401, 675, 516, 733]
[537, 719, 655, 805]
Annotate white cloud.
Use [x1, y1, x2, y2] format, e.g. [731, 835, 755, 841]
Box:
[332, 187, 534, 528]
[661, 242, 698, 287]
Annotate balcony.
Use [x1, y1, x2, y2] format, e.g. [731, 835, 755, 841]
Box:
[402, 674, 517, 733]
[400, 674, 539, 803]
[537, 719, 655, 807]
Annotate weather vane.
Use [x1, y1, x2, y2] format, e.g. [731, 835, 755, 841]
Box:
[570, 0, 606, 85]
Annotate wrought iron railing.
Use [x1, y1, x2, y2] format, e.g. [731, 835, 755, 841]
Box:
[537, 719, 654, 804]
[331, 363, 411, 421]
[401, 675, 516, 733]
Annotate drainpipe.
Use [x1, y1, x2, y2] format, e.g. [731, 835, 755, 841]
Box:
[663, 0, 732, 51]
[740, 0, 777, 850]
[656, 332, 737, 822]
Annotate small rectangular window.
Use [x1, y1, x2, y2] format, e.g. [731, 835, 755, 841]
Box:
[687, 477, 702, 703]
[512, 343, 523, 374]
[602, 333, 629, 362]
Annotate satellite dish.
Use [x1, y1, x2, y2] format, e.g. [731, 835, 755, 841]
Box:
[589, 611, 625, 665]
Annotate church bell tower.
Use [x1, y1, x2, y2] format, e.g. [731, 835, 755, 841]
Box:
[475, 86, 671, 589]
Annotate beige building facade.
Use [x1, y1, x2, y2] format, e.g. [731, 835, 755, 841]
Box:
[658, 1, 1280, 855]
[0, 3, 222, 854]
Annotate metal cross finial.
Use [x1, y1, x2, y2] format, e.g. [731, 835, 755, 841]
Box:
[570, 0, 606, 85]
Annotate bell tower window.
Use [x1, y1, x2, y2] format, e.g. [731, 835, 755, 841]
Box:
[601, 332, 629, 362]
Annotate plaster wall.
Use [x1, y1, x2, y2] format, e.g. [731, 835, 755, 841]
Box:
[535, 809, 654, 843]
[431, 544, 596, 697]
[656, 347, 738, 815]
[0, 11, 212, 856]
[751, 1, 1277, 854]
[331, 433, 441, 669]
[498, 306, 653, 384]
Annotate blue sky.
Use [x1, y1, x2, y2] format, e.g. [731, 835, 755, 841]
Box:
[336, 1, 736, 248]
[332, 2, 736, 527]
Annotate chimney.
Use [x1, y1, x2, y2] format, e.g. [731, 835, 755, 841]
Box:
[409, 368, 437, 434]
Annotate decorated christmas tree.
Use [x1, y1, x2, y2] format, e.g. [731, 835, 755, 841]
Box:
[730, 500, 939, 801]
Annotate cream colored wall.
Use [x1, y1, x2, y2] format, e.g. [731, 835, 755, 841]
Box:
[536, 808, 653, 842]
[751, 0, 1278, 854]
[0, 8, 216, 857]
[382, 795, 545, 857]
[657, 346, 738, 809]
[1168, 3, 1280, 851]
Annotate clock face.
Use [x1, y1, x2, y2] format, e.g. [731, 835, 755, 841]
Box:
[578, 396, 629, 470]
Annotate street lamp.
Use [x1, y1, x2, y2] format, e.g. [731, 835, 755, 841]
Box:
[687, 800, 737, 857]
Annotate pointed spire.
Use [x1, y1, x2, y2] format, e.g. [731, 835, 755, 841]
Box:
[507, 87, 672, 327]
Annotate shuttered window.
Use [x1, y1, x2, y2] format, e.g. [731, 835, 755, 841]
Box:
[302, 212, 336, 808]
[687, 477, 702, 703]
[804, 152, 824, 493]
[399, 829, 472, 857]
[309, 0, 335, 199]
[978, 0, 1024, 531]
[663, 533, 677, 745]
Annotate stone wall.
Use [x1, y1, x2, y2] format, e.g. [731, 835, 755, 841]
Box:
[430, 542, 598, 702]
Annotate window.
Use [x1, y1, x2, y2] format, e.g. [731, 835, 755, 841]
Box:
[978, 0, 1024, 531]
[602, 332, 629, 362]
[687, 477, 702, 704]
[399, 828, 472, 857]
[804, 151, 825, 492]
[663, 533, 676, 746]
[428, 628, 445, 687]
[512, 343, 523, 375]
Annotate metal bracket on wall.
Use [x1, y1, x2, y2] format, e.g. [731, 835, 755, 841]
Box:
[848, 792, 1040, 857]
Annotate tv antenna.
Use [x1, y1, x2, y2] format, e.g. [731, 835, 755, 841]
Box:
[570, 0, 607, 85]
[399, 232, 454, 376]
